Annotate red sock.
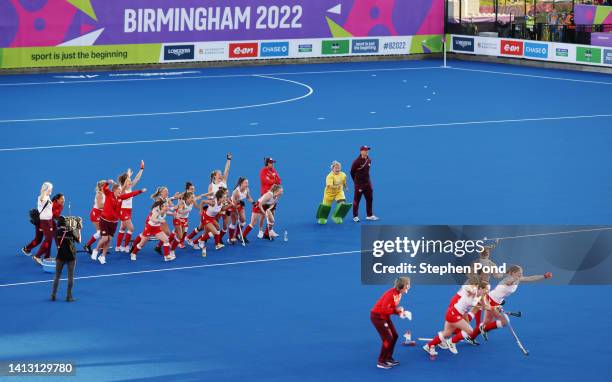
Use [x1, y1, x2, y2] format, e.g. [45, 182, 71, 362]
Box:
[168, 233, 175, 243]
[214, 234, 221, 245]
[484, 321, 500, 332]
[86, 235, 97, 247]
[187, 228, 199, 240]
[229, 226, 236, 239]
[428, 333, 443, 347]
[123, 231, 132, 247]
[219, 230, 226, 240]
[171, 239, 179, 251]
[451, 332, 464, 343]
[163, 244, 170, 257]
[469, 326, 481, 339]
[132, 235, 142, 249]
[243, 225, 253, 238]
[132, 244, 141, 255]
[116, 231, 125, 248]
[179, 231, 187, 244]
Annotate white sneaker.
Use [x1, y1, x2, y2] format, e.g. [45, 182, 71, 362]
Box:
[366, 215, 380, 221]
[257, 231, 264, 239]
[169, 250, 176, 258]
[215, 243, 225, 250]
[130, 254, 137, 261]
[198, 240, 205, 250]
[269, 229, 279, 238]
[98, 256, 106, 265]
[90, 250, 98, 261]
[122, 246, 131, 253]
[446, 339, 458, 354]
[115, 246, 124, 252]
[201, 247, 207, 257]
[437, 337, 448, 349]
[164, 253, 176, 261]
[353, 216, 360, 222]
[423, 344, 438, 356]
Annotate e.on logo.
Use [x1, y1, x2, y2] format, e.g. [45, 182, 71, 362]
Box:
[500, 40, 524, 56]
[229, 43, 259, 58]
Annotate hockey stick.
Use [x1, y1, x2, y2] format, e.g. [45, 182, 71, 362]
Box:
[501, 308, 529, 356]
[236, 219, 246, 247]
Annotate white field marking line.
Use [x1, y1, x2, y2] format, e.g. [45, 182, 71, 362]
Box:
[1, 113, 611, 153]
[0, 66, 442, 87]
[0, 75, 313, 124]
[449, 67, 612, 85]
[0, 250, 359, 288]
[488, 227, 612, 241]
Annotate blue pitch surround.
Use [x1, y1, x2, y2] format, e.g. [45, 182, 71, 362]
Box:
[1, 59, 611, 381]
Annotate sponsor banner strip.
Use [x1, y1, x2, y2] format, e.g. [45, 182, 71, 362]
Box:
[450, 35, 612, 68]
[1, 35, 441, 68]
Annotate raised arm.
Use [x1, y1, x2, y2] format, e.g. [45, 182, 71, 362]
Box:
[223, 153, 232, 181]
[131, 160, 145, 187]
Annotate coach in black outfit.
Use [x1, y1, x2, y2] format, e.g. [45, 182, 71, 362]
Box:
[51, 216, 81, 302]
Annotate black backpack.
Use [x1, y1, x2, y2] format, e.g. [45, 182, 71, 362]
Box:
[29, 200, 49, 226]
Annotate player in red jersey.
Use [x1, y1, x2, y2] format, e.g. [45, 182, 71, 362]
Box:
[370, 277, 412, 369]
[150, 186, 182, 255]
[91, 180, 145, 265]
[115, 160, 144, 252]
[241, 184, 283, 242]
[129, 200, 176, 262]
[207, 154, 232, 243]
[170, 191, 206, 252]
[258, 157, 281, 236]
[228, 177, 254, 244]
[195, 189, 234, 256]
[468, 265, 553, 342]
[423, 281, 489, 357]
[83, 180, 106, 254]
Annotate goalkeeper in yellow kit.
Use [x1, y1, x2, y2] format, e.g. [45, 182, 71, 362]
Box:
[317, 161, 352, 224]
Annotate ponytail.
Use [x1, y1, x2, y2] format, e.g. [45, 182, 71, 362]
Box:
[151, 186, 167, 200]
[235, 177, 247, 190]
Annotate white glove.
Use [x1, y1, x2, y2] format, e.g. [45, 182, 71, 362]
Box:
[400, 310, 412, 320]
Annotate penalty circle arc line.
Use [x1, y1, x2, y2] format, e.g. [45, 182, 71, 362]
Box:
[0, 75, 314, 124]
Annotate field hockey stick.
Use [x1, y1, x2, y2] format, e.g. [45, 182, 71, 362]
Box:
[506, 311, 522, 318]
[501, 308, 529, 356]
[235, 211, 246, 247]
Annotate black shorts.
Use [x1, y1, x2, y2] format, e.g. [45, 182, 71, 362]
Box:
[99, 218, 118, 237]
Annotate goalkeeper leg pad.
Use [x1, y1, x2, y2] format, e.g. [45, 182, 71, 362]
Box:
[331, 203, 352, 224]
[317, 204, 332, 224]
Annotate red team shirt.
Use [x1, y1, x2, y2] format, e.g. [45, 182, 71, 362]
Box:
[101, 183, 143, 222]
[259, 167, 281, 194]
[52, 201, 63, 218]
[371, 288, 402, 320]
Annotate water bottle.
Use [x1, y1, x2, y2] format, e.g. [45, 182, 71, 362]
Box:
[283, 230, 288, 242]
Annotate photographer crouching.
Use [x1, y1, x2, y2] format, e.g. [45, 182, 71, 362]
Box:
[51, 215, 82, 302]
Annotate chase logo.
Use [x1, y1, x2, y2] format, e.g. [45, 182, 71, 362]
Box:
[260, 42, 289, 57]
[524, 42, 548, 59]
[164, 45, 195, 61]
[452, 36, 474, 52]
